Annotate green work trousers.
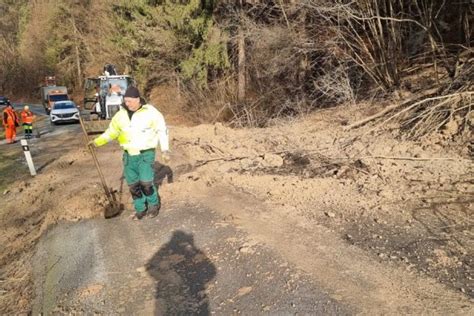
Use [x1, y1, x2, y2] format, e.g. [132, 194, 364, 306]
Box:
[123, 149, 159, 213]
[23, 123, 33, 138]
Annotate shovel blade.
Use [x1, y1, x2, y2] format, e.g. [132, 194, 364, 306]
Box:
[104, 201, 122, 219]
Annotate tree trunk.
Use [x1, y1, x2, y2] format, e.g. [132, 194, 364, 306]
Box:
[237, 26, 246, 101]
[176, 71, 181, 102]
[71, 17, 82, 88]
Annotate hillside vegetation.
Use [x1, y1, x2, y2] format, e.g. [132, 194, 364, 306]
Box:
[0, 0, 472, 132]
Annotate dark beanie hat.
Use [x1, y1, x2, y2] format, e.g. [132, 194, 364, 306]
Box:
[124, 86, 140, 98]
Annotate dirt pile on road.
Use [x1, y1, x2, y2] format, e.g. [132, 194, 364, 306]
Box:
[0, 103, 472, 313]
[164, 103, 472, 297]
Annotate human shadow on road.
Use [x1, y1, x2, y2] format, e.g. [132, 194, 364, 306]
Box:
[154, 161, 173, 186]
[147, 230, 216, 315]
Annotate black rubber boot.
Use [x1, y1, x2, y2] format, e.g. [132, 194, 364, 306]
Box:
[147, 204, 160, 218]
[133, 210, 147, 220]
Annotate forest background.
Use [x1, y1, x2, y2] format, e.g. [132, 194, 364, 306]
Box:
[0, 0, 472, 131]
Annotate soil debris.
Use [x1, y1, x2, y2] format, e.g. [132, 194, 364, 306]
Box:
[1, 103, 472, 314]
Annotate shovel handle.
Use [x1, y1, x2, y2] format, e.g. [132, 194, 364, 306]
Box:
[78, 114, 116, 203]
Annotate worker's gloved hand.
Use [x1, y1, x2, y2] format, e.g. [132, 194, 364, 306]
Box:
[161, 151, 171, 163]
[86, 140, 96, 148]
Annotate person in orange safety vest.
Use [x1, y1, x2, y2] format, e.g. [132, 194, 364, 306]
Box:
[2, 103, 19, 144]
[21, 105, 35, 139]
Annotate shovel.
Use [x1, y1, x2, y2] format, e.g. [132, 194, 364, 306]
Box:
[78, 115, 122, 218]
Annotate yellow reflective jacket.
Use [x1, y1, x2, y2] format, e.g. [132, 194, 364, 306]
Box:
[93, 104, 169, 155]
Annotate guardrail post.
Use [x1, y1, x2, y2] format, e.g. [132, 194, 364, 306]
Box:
[20, 139, 37, 176]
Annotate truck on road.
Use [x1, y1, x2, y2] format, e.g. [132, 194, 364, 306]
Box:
[40, 76, 69, 114]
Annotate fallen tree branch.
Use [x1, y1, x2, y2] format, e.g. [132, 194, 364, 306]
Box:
[194, 150, 471, 168]
[355, 156, 471, 162]
[195, 156, 250, 167]
[311, 154, 471, 162]
[194, 150, 293, 167]
[372, 92, 472, 132]
[355, 91, 473, 135]
[344, 102, 403, 131]
[344, 88, 439, 130]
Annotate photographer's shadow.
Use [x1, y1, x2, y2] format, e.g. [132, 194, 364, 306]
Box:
[146, 230, 216, 315]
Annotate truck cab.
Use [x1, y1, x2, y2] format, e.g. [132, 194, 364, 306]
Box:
[40, 84, 68, 114]
[47, 90, 69, 113]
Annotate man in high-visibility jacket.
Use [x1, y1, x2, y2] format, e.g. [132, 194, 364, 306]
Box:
[90, 86, 170, 220]
[21, 105, 35, 139]
[2, 103, 19, 144]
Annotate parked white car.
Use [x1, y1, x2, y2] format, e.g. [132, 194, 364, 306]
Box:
[50, 101, 80, 124]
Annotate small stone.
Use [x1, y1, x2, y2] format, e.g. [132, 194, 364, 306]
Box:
[239, 246, 250, 253]
[136, 266, 146, 273]
[262, 153, 284, 168]
[3, 189, 10, 195]
[325, 211, 336, 218]
[237, 287, 252, 297]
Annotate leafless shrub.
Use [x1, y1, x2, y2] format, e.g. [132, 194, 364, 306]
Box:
[312, 62, 357, 105]
[181, 75, 238, 124]
[304, 0, 473, 140]
[225, 13, 318, 126]
[307, 0, 411, 92]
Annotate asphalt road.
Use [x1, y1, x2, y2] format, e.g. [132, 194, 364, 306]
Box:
[32, 202, 351, 315]
[12, 102, 45, 116]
